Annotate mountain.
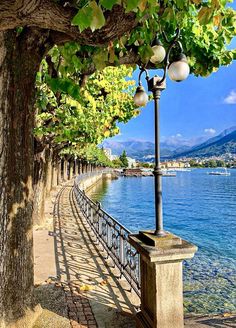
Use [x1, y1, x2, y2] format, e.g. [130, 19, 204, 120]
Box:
[189, 126, 236, 152]
[102, 140, 155, 159]
[102, 140, 191, 160]
[102, 127, 236, 161]
[174, 128, 236, 158]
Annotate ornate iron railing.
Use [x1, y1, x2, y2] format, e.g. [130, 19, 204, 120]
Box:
[73, 174, 141, 298]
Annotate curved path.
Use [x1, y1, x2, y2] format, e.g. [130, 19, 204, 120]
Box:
[53, 183, 138, 328]
[34, 181, 236, 328]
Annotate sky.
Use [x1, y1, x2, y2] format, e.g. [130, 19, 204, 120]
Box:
[109, 23, 236, 146]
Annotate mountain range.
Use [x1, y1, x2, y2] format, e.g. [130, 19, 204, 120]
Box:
[102, 126, 236, 161]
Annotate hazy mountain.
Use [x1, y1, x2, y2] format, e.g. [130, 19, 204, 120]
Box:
[102, 140, 154, 159]
[174, 128, 236, 158]
[102, 140, 191, 160]
[189, 126, 236, 152]
[102, 127, 236, 161]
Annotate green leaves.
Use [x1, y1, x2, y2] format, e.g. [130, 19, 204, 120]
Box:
[125, 0, 140, 12]
[72, 1, 105, 32]
[90, 1, 106, 32]
[138, 45, 154, 64]
[72, 6, 93, 32]
[99, 0, 118, 10]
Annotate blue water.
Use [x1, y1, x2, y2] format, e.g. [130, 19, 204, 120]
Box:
[89, 169, 236, 314]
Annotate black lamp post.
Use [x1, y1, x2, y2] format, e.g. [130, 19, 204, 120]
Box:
[133, 29, 190, 237]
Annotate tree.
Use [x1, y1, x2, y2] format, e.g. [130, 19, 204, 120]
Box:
[0, 1, 235, 326]
[119, 150, 129, 168]
[205, 159, 217, 167]
[112, 158, 123, 168]
[32, 65, 137, 225]
[216, 159, 226, 167]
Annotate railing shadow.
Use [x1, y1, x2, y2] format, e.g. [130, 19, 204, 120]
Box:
[53, 184, 138, 327]
[197, 316, 236, 328]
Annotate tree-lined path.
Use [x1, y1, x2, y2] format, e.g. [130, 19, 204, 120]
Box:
[33, 180, 236, 328]
[34, 182, 139, 327]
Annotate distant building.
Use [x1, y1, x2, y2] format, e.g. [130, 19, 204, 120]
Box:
[161, 161, 186, 169]
[127, 157, 136, 168]
[103, 148, 112, 159]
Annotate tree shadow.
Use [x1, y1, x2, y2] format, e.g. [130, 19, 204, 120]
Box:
[197, 316, 236, 327]
[52, 184, 139, 327]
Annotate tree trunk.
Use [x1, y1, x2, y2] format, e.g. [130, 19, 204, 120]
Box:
[57, 158, 62, 185]
[62, 158, 68, 181]
[51, 152, 58, 189]
[45, 147, 53, 196]
[33, 141, 47, 226]
[79, 160, 82, 175]
[68, 160, 73, 180]
[0, 28, 49, 327]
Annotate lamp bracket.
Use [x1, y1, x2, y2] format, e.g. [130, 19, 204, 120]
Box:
[148, 76, 166, 92]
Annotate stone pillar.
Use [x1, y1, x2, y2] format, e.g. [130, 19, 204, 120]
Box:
[129, 232, 197, 328]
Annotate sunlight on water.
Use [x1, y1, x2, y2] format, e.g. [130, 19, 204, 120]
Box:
[89, 169, 236, 315]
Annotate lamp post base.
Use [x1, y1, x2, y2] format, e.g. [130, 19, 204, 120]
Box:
[139, 230, 182, 247]
[129, 231, 197, 328]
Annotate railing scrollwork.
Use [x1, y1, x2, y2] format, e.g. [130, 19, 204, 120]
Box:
[73, 173, 141, 298]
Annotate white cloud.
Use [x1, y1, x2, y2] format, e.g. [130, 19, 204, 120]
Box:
[204, 128, 216, 135]
[224, 90, 236, 104]
[176, 133, 182, 137]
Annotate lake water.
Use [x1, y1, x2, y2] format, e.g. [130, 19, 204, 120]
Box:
[88, 168, 236, 315]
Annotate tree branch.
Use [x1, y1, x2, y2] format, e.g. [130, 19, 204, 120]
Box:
[0, 1, 137, 46]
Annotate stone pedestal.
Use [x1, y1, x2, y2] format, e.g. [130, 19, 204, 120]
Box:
[129, 231, 197, 328]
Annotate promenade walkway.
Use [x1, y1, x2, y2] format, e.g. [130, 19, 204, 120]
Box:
[33, 182, 236, 328]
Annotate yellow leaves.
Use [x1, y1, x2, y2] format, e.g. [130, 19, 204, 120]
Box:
[198, 7, 214, 25]
[213, 15, 221, 27]
[104, 130, 111, 138]
[192, 25, 202, 37]
[138, 0, 147, 12]
[79, 284, 94, 291]
[223, 312, 233, 318]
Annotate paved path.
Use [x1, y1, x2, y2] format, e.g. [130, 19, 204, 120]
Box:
[54, 184, 139, 328]
[34, 182, 236, 328]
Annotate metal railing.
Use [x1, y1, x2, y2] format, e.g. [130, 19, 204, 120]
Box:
[73, 173, 141, 298]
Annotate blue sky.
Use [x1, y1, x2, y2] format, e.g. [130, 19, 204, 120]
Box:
[109, 21, 236, 145]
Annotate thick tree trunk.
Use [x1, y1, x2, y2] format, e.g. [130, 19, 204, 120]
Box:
[0, 29, 49, 327]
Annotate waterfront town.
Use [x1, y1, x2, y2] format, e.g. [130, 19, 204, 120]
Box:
[103, 147, 236, 169]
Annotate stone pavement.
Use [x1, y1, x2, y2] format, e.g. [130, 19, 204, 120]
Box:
[53, 184, 139, 328]
[33, 182, 236, 328]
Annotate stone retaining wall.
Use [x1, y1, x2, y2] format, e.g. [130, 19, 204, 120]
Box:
[77, 172, 115, 192]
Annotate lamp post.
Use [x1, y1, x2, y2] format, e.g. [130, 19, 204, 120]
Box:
[130, 30, 197, 328]
[133, 29, 190, 237]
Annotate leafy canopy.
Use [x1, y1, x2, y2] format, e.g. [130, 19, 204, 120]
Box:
[35, 0, 236, 165]
[35, 60, 139, 164]
[69, 0, 236, 76]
